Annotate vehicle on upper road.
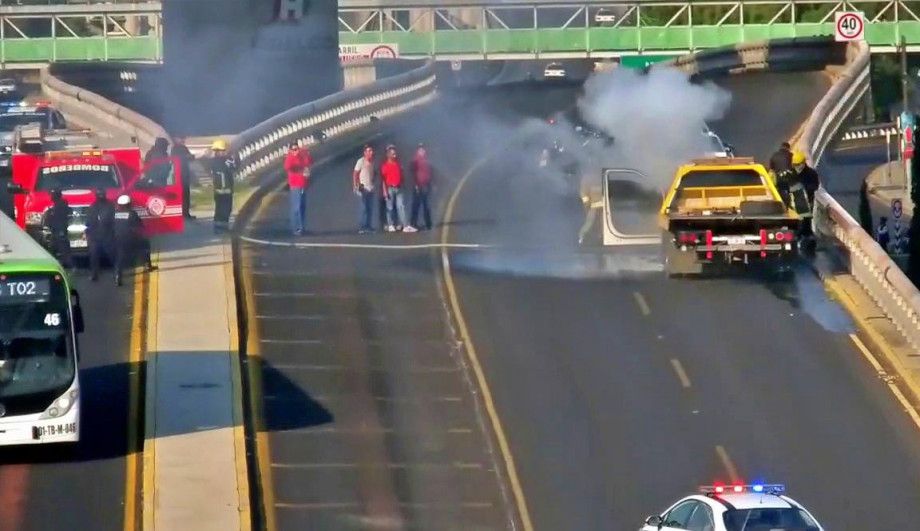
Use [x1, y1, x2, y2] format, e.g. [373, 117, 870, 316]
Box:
[594, 8, 617, 24]
[659, 157, 801, 275]
[10, 148, 185, 253]
[640, 484, 824, 531]
[0, 78, 22, 102]
[544, 62, 567, 79]
[0, 210, 84, 446]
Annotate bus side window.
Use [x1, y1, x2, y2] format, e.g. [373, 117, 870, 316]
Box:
[70, 289, 84, 334]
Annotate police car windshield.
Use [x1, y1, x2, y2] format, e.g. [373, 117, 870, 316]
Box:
[37, 164, 120, 191]
[723, 508, 821, 530]
[0, 112, 44, 131]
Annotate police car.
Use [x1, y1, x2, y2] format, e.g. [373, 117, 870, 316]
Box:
[0, 101, 67, 133]
[640, 484, 824, 531]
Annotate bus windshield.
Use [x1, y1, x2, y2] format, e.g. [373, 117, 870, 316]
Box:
[0, 273, 75, 401]
[37, 164, 120, 191]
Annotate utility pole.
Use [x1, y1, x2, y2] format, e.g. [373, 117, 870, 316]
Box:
[903, 37, 910, 112]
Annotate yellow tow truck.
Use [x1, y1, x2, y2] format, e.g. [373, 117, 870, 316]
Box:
[659, 157, 801, 275]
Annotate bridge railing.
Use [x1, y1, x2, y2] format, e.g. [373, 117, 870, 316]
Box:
[39, 62, 166, 150]
[800, 42, 920, 353]
[230, 61, 437, 181]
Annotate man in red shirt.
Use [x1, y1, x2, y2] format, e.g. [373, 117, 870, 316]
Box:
[283, 142, 313, 235]
[380, 145, 416, 232]
[410, 143, 433, 231]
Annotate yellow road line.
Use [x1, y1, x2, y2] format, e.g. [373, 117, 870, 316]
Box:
[633, 291, 651, 316]
[142, 261, 160, 531]
[224, 254, 252, 531]
[715, 445, 740, 483]
[849, 333, 920, 431]
[440, 159, 534, 531]
[124, 267, 146, 531]
[669, 358, 692, 389]
[242, 194, 278, 531]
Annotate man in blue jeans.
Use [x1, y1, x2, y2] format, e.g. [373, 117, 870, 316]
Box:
[284, 142, 312, 235]
[380, 145, 416, 232]
[353, 145, 376, 233]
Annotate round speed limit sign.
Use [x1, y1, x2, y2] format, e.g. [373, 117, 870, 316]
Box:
[835, 11, 865, 42]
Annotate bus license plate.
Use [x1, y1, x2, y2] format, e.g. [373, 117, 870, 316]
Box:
[33, 422, 77, 439]
[727, 236, 746, 245]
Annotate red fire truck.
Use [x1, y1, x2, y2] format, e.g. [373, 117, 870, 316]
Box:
[10, 147, 184, 251]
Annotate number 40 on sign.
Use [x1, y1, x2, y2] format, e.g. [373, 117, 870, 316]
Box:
[835, 11, 865, 42]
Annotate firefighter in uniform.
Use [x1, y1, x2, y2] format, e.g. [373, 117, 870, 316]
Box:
[209, 139, 236, 232]
[86, 188, 115, 281]
[789, 151, 820, 252]
[44, 189, 72, 269]
[113, 194, 154, 286]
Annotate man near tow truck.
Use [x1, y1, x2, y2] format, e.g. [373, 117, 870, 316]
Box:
[43, 188, 72, 269]
[790, 151, 820, 251]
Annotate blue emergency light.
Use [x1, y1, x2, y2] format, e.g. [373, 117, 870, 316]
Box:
[0, 101, 26, 109]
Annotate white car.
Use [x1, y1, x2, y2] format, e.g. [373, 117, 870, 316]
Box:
[640, 485, 824, 531]
[544, 62, 566, 79]
[595, 9, 617, 23]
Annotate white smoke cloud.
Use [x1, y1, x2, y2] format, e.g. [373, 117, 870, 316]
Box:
[576, 66, 734, 192]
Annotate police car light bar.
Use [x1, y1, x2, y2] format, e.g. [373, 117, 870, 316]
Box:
[700, 484, 785, 495]
[0, 101, 27, 108]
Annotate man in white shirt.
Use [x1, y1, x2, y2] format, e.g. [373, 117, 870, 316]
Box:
[353, 144, 376, 233]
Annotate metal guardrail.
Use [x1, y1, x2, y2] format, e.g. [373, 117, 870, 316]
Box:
[230, 61, 437, 181]
[839, 122, 898, 142]
[40, 62, 166, 150]
[799, 41, 920, 353]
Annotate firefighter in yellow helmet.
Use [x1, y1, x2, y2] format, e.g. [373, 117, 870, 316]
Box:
[209, 138, 236, 232]
[789, 150, 820, 252]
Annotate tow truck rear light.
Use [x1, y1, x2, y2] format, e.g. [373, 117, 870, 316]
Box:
[677, 231, 699, 244]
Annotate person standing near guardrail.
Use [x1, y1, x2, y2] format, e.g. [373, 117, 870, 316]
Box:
[170, 136, 196, 220]
[769, 142, 794, 205]
[284, 142, 312, 236]
[353, 145, 377, 234]
[410, 143, 433, 231]
[209, 139, 236, 233]
[381, 145, 416, 233]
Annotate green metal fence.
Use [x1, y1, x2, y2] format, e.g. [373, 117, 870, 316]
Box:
[338, 1, 920, 57]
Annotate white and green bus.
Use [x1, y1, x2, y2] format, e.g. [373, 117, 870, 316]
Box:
[0, 210, 83, 445]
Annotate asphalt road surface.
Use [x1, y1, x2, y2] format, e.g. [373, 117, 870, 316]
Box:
[446, 72, 920, 530]
[240, 71, 920, 531]
[0, 272, 136, 531]
[238, 86, 579, 530]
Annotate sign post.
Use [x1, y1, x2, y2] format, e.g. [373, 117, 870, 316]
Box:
[902, 111, 916, 197]
[834, 11, 866, 42]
